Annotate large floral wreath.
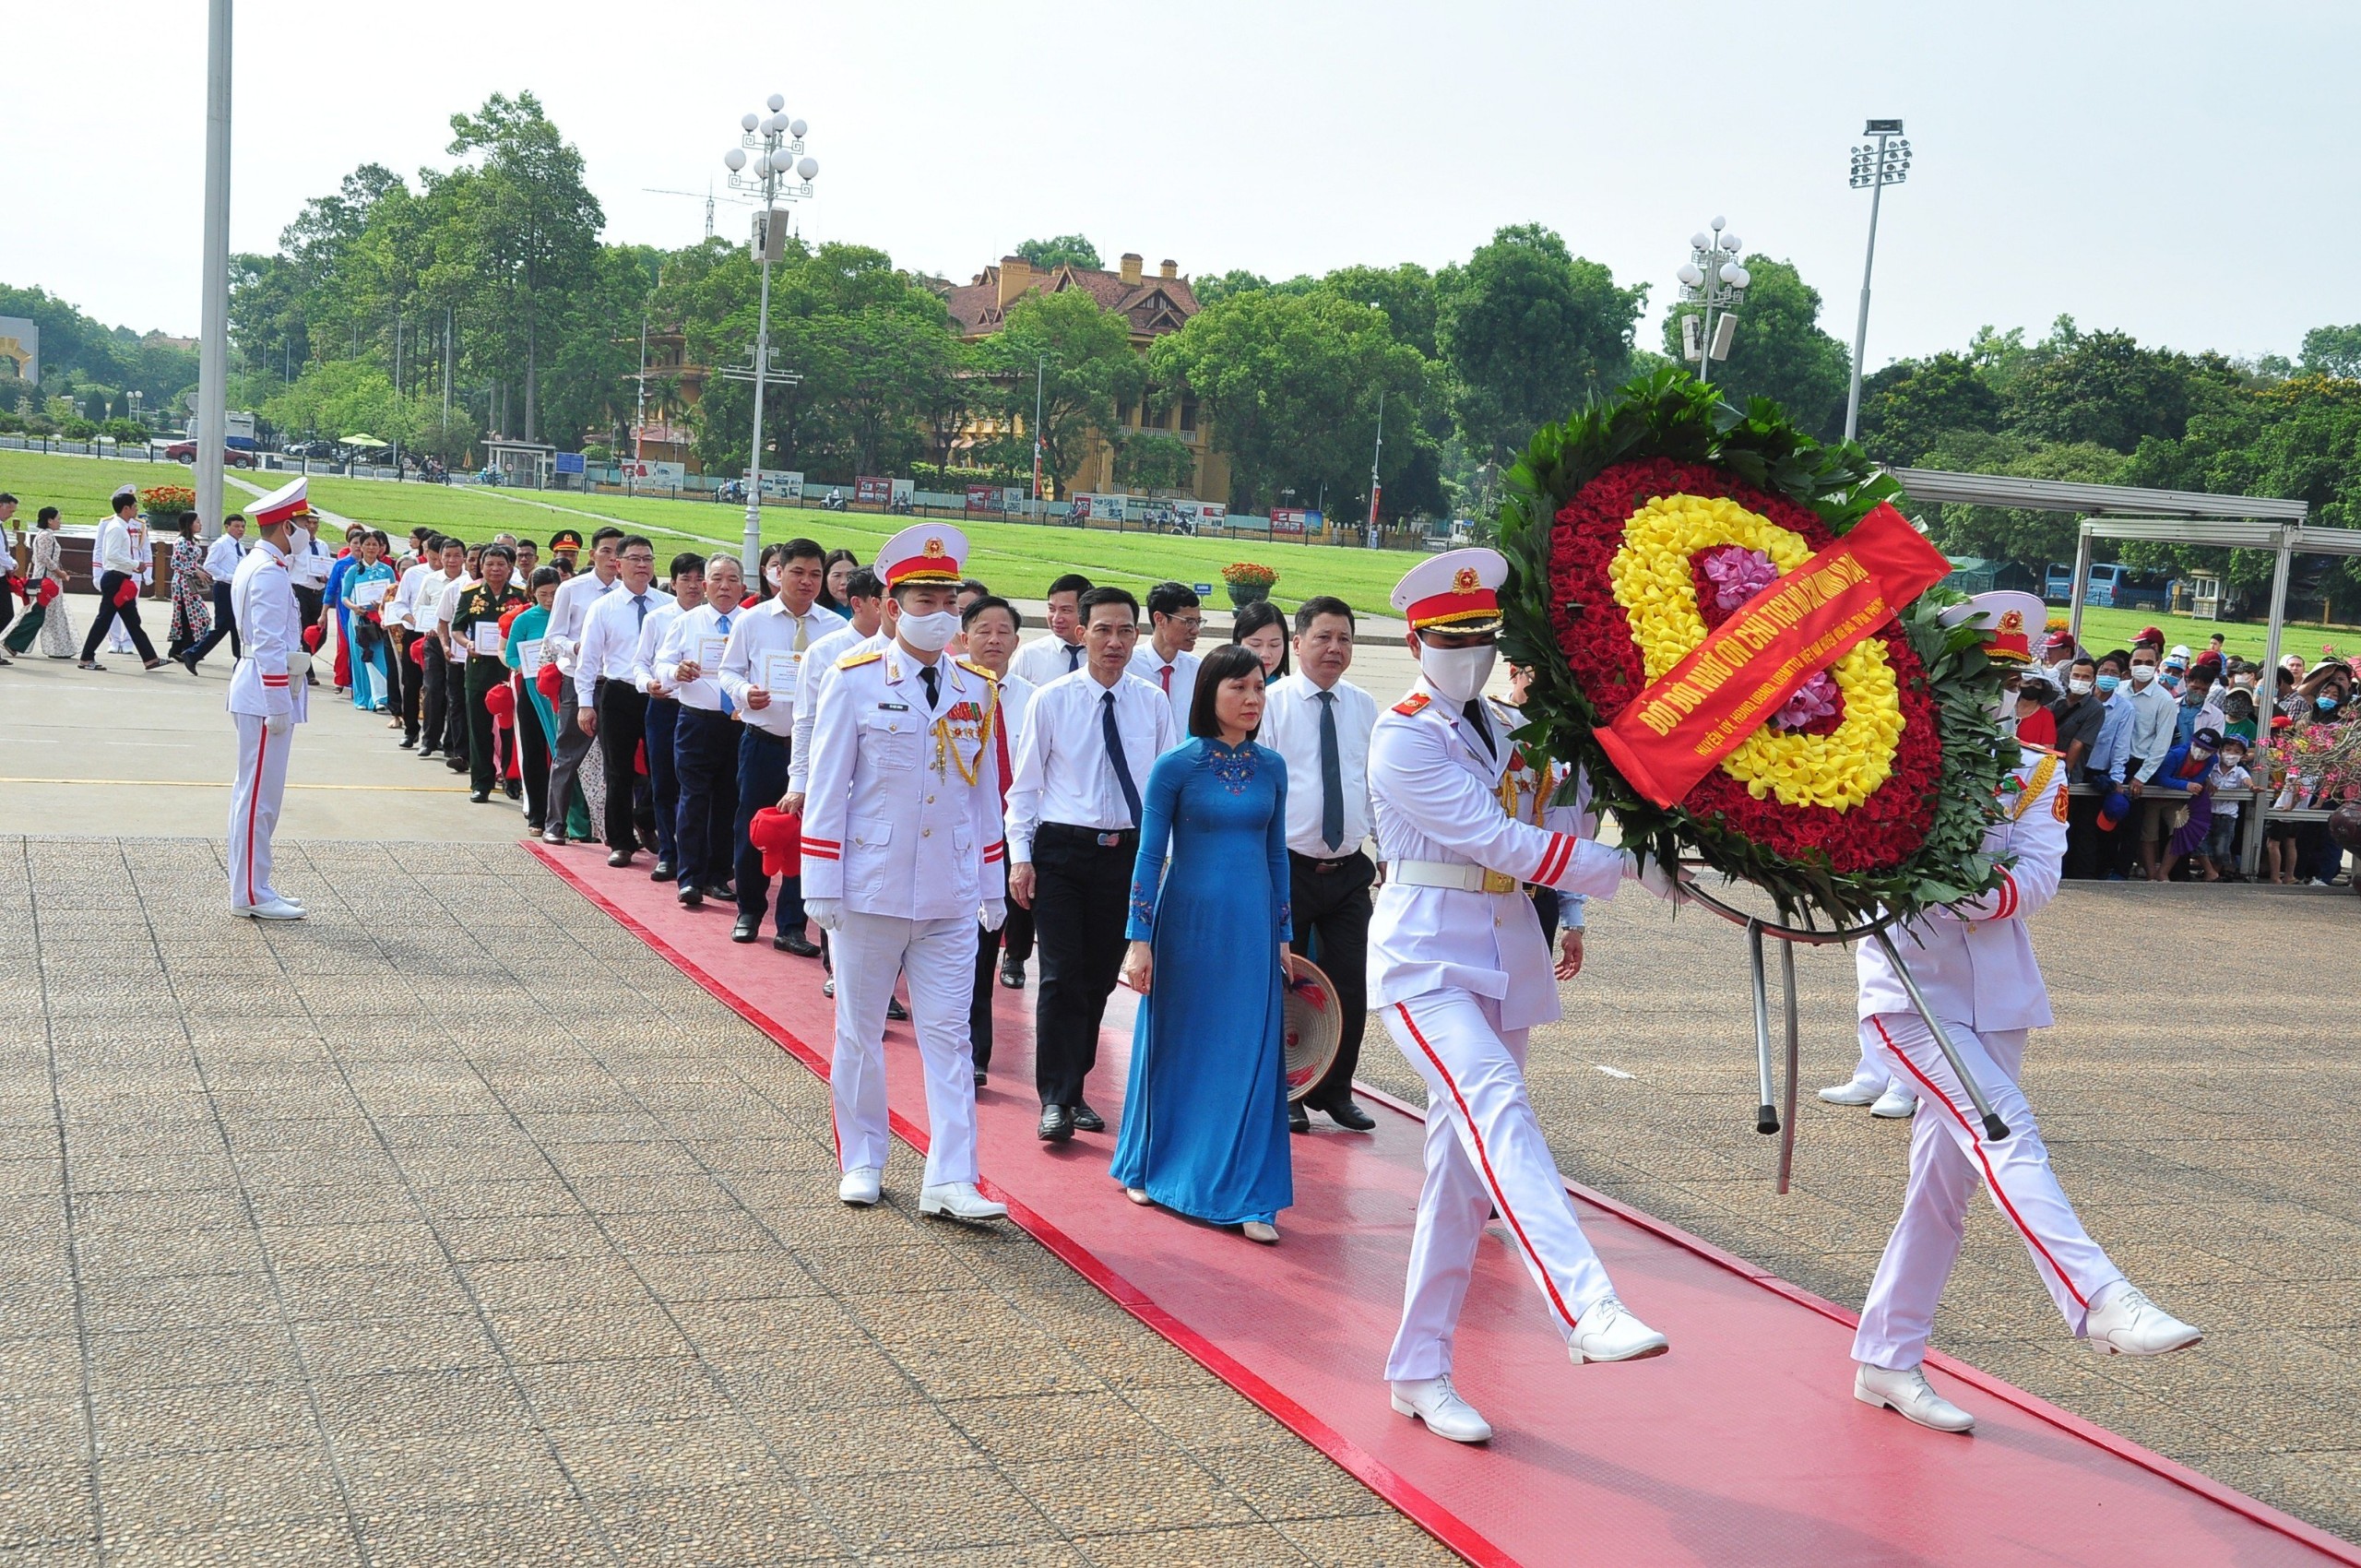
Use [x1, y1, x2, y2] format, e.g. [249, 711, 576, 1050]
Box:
[1497, 372, 2015, 926]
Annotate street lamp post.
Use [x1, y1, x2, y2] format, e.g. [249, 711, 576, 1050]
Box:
[193, 0, 232, 539]
[1843, 119, 1912, 445]
[1675, 217, 1751, 387]
[1365, 386, 1384, 551]
[1030, 353, 1048, 517]
[720, 95, 817, 573]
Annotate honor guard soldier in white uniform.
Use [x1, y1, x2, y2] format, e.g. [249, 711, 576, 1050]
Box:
[1851, 592, 2201, 1435]
[225, 477, 313, 920]
[801, 525, 1010, 1222]
[1370, 548, 1674, 1445]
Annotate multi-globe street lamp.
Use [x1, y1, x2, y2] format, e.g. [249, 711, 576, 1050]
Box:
[1676, 217, 1750, 386]
[1844, 119, 1911, 444]
[719, 94, 818, 572]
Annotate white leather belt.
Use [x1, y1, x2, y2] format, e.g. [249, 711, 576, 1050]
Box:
[1391, 860, 1520, 895]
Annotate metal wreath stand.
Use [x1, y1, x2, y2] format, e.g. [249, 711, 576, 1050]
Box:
[1670, 865, 2011, 1195]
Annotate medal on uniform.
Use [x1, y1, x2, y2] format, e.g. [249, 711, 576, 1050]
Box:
[932, 697, 992, 785]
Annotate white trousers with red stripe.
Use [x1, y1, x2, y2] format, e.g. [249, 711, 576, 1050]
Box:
[227, 713, 291, 909]
[829, 910, 979, 1189]
[1854, 1013, 2124, 1371]
[1381, 990, 1615, 1382]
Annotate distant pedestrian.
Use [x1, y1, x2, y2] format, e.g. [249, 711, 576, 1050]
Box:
[78, 491, 162, 671]
[165, 514, 210, 659]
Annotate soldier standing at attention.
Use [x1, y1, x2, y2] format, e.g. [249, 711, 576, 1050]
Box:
[801, 525, 1009, 1222]
[225, 477, 314, 921]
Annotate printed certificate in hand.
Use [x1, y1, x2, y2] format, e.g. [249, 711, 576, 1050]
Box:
[472, 622, 504, 658]
[758, 649, 801, 697]
[695, 634, 727, 671]
[517, 637, 546, 675]
[350, 579, 390, 608]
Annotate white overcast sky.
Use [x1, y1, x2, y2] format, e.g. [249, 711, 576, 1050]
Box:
[8, 0, 2355, 371]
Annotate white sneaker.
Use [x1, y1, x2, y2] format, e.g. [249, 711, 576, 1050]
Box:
[1855, 1362, 1975, 1433]
[919, 1182, 1006, 1221]
[2085, 1283, 2202, 1357]
[1569, 1295, 1669, 1364]
[837, 1167, 883, 1206]
[1389, 1375, 1492, 1443]
[1818, 1072, 1885, 1106]
[1870, 1082, 1918, 1119]
[233, 897, 305, 921]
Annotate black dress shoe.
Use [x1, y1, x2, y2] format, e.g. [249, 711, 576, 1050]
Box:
[469, 790, 491, 803]
[649, 861, 677, 883]
[637, 830, 659, 854]
[822, 978, 836, 998]
[1070, 1102, 1105, 1134]
[974, 1068, 988, 1088]
[707, 880, 736, 899]
[607, 849, 635, 869]
[678, 886, 703, 909]
[998, 961, 1026, 990]
[1288, 1102, 1311, 1134]
[397, 737, 416, 750]
[886, 997, 909, 1022]
[446, 758, 469, 773]
[1037, 1104, 1074, 1143]
[730, 916, 759, 943]
[1315, 1096, 1377, 1131]
[773, 931, 822, 958]
[504, 780, 522, 801]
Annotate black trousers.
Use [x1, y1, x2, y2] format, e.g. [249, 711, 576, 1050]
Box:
[443, 652, 470, 769]
[733, 727, 802, 936]
[595, 678, 655, 851]
[645, 697, 681, 863]
[393, 629, 425, 742]
[420, 638, 451, 752]
[80, 572, 157, 663]
[464, 659, 507, 794]
[672, 707, 741, 890]
[1029, 823, 1138, 1109]
[186, 580, 239, 664]
[293, 584, 324, 636]
[518, 695, 552, 829]
[1287, 849, 1374, 1105]
[970, 858, 1013, 1071]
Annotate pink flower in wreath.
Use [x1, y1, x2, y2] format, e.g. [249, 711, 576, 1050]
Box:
[1699, 544, 1780, 612]
[1773, 671, 1842, 732]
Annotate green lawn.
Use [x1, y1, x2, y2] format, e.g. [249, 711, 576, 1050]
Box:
[2063, 604, 2343, 663]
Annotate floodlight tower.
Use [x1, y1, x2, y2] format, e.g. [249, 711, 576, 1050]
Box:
[1676, 218, 1751, 386]
[720, 95, 818, 573]
[1844, 119, 1912, 444]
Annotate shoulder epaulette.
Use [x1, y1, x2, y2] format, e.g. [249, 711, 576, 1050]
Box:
[1392, 692, 1431, 717]
[836, 648, 884, 671]
[956, 658, 996, 685]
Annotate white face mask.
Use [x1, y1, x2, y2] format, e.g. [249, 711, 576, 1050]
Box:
[2130, 664, 2157, 684]
[2069, 677, 2094, 696]
[1418, 642, 1497, 704]
[898, 610, 959, 653]
[765, 564, 782, 588]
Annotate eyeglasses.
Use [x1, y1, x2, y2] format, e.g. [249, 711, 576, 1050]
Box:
[621, 553, 657, 566]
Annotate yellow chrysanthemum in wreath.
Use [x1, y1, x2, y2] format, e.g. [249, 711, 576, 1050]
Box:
[1606, 493, 1907, 810]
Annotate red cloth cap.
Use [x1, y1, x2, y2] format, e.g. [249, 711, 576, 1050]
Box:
[37, 579, 61, 607]
[482, 683, 516, 720]
[301, 624, 325, 653]
[111, 578, 139, 607]
[535, 662, 563, 701]
[748, 807, 802, 877]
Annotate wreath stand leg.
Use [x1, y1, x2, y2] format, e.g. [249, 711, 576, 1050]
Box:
[1869, 929, 2011, 1143]
[1746, 921, 1781, 1137]
[1776, 941, 1800, 1194]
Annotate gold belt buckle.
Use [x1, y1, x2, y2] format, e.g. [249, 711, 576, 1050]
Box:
[1481, 869, 1518, 895]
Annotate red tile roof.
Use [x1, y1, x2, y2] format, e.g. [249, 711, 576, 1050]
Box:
[943, 262, 1200, 341]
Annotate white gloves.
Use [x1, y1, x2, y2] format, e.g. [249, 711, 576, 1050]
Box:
[979, 898, 1007, 932]
[805, 897, 843, 932]
[285, 650, 312, 679]
[1620, 849, 1684, 902]
[265, 712, 291, 739]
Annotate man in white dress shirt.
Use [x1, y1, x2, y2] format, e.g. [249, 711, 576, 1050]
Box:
[786, 567, 888, 805]
[1129, 580, 1204, 734]
[1005, 585, 1177, 1142]
[540, 527, 623, 844]
[410, 538, 467, 760]
[1258, 595, 1381, 1134]
[1007, 572, 1093, 687]
[1370, 548, 1670, 1446]
[638, 553, 706, 882]
[78, 491, 163, 670]
[718, 537, 837, 953]
[654, 552, 748, 906]
[383, 531, 439, 747]
[958, 595, 1036, 1086]
[575, 537, 672, 867]
[432, 548, 480, 776]
[224, 481, 313, 920]
[182, 513, 247, 671]
[801, 523, 1010, 1221]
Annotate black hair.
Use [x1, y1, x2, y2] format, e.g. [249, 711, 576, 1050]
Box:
[669, 552, 706, 578]
[0, 493, 15, 505]
[959, 576, 990, 599]
[1078, 585, 1138, 624]
[113, 493, 137, 514]
[780, 536, 826, 564]
[36, 506, 58, 526]
[481, 543, 516, 565]
[1293, 595, 1354, 636]
[2099, 648, 2131, 672]
[845, 567, 883, 600]
[1145, 580, 1200, 619]
[961, 594, 1018, 630]
[173, 514, 199, 537]
[590, 526, 625, 546]
[1190, 644, 1267, 741]
[1228, 599, 1292, 678]
[367, 529, 391, 549]
[2069, 654, 2098, 674]
[529, 565, 564, 591]
[1047, 572, 1094, 600]
[617, 535, 655, 558]
[438, 535, 464, 553]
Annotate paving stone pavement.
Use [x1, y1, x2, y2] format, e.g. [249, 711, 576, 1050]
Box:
[0, 836, 1456, 1567]
[1352, 877, 2361, 1544]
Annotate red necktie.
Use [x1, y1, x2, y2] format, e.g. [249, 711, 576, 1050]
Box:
[994, 710, 1013, 809]
[1159, 664, 1171, 694]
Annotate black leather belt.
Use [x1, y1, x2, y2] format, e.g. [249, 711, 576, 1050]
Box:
[1290, 850, 1362, 874]
[1039, 822, 1137, 849]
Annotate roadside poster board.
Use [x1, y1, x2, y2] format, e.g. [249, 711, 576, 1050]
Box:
[1176, 500, 1228, 530]
[1272, 506, 1321, 536]
[855, 476, 892, 505]
[553, 452, 586, 476]
[761, 470, 804, 500]
[622, 458, 686, 488]
[966, 484, 1000, 513]
[889, 479, 915, 508]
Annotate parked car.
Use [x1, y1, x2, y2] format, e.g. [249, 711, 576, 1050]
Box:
[281, 438, 340, 459]
[163, 440, 255, 468]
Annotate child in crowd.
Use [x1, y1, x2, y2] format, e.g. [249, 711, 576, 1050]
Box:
[2203, 735, 2254, 882]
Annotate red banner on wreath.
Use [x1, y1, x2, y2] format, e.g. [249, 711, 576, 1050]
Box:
[1595, 503, 1952, 808]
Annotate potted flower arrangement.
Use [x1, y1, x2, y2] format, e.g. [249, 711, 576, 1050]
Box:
[139, 484, 196, 529]
[1221, 560, 1277, 608]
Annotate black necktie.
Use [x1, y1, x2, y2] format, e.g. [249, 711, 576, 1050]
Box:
[919, 663, 939, 708]
[1102, 690, 1142, 826]
[1463, 699, 1497, 760]
[1317, 690, 1345, 850]
[1067, 641, 1083, 671]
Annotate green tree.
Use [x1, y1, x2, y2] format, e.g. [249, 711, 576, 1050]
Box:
[1316, 263, 1440, 358]
[1014, 235, 1102, 272]
[1906, 430, 2131, 566]
[2298, 323, 2361, 380]
[1665, 256, 1852, 439]
[1856, 350, 2003, 466]
[1192, 269, 1269, 307]
[1109, 431, 1196, 492]
[1439, 224, 1646, 460]
[2000, 327, 2233, 453]
[975, 290, 1143, 497]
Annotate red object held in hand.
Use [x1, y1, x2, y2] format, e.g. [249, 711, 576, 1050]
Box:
[482, 683, 516, 720]
[111, 577, 139, 608]
[535, 662, 563, 702]
[748, 807, 801, 877]
[302, 623, 325, 653]
[37, 579, 61, 607]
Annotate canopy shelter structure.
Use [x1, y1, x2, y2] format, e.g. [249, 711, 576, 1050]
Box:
[1892, 468, 2319, 876]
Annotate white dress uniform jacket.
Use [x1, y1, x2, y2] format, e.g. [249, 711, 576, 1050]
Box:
[1856, 747, 2068, 1033]
[227, 540, 306, 723]
[1492, 696, 1592, 931]
[1368, 685, 1625, 1031]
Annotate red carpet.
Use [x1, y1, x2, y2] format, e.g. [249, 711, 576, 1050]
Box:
[532, 840, 2357, 1568]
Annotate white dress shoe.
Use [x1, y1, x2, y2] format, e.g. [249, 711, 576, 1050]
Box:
[1818, 1073, 1885, 1106]
[1569, 1295, 1669, 1364]
[1869, 1082, 1919, 1118]
[1389, 1375, 1492, 1443]
[919, 1182, 1006, 1221]
[2085, 1283, 2202, 1357]
[1240, 1220, 1279, 1244]
[1855, 1362, 1975, 1432]
[837, 1167, 883, 1206]
[233, 897, 305, 921]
